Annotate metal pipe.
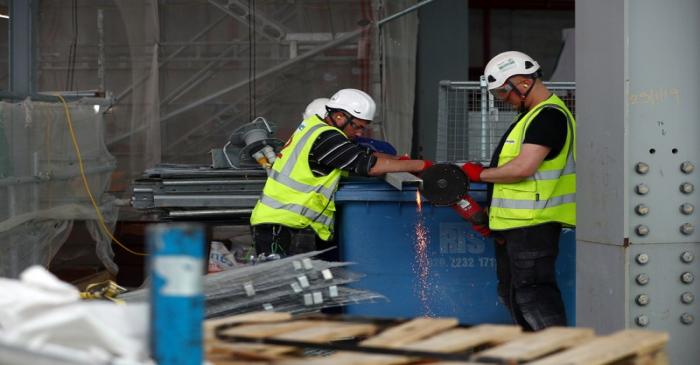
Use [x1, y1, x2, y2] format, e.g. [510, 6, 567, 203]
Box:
[0, 92, 113, 106]
[31, 152, 39, 212]
[442, 81, 575, 89]
[97, 9, 105, 92]
[207, 0, 287, 42]
[384, 172, 422, 191]
[480, 75, 488, 161]
[168, 208, 253, 217]
[0, 164, 116, 187]
[144, 168, 266, 178]
[6, 185, 16, 217]
[160, 27, 366, 124]
[482, 2, 491, 68]
[162, 179, 266, 186]
[153, 194, 260, 208]
[160, 43, 240, 105]
[114, 13, 228, 103]
[0, 92, 76, 102]
[162, 102, 240, 152]
[377, 0, 435, 26]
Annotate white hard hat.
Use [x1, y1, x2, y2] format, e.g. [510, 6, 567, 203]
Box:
[325, 88, 376, 121]
[303, 98, 330, 120]
[483, 51, 541, 90]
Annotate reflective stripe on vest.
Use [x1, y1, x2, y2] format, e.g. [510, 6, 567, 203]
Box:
[526, 154, 575, 181]
[258, 194, 334, 227]
[268, 168, 336, 200]
[491, 192, 576, 210]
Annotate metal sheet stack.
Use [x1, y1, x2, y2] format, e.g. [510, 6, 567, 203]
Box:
[131, 164, 267, 220]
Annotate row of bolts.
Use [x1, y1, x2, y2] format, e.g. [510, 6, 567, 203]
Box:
[633, 161, 695, 327]
[634, 161, 695, 236]
[634, 251, 695, 327]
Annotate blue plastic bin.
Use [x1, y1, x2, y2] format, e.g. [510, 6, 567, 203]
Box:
[335, 179, 575, 325]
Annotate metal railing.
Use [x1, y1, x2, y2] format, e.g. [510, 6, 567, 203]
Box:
[436, 80, 575, 163]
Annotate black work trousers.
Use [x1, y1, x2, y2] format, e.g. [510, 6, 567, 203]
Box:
[251, 224, 337, 259]
[251, 224, 317, 257]
[495, 222, 567, 331]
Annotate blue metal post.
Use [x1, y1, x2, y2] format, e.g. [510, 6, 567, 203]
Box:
[148, 223, 205, 365]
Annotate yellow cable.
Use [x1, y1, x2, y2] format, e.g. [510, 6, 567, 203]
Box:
[55, 95, 148, 256]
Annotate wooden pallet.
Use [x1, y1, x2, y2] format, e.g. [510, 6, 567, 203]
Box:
[206, 312, 669, 365]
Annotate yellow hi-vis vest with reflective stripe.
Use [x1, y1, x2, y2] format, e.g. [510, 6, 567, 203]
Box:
[250, 115, 342, 240]
[488, 94, 576, 230]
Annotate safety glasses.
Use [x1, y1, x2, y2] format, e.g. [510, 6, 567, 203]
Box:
[347, 119, 367, 131]
[490, 83, 513, 98]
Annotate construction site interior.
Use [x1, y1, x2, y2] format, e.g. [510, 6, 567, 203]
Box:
[0, 1, 697, 364]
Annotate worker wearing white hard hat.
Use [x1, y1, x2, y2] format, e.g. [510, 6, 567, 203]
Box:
[251, 88, 431, 256]
[302, 98, 330, 120]
[460, 51, 577, 331]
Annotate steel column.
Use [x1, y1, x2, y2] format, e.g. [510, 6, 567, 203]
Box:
[576, 1, 700, 363]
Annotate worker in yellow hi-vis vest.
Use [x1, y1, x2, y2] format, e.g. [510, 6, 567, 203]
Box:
[462, 51, 576, 331]
[250, 89, 432, 257]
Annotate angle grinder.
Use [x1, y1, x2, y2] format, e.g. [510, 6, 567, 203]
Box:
[419, 163, 470, 206]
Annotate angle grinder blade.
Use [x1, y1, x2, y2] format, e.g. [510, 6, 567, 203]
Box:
[419, 163, 470, 206]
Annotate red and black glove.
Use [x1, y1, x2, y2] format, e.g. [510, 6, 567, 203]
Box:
[421, 160, 434, 171]
[462, 162, 484, 182]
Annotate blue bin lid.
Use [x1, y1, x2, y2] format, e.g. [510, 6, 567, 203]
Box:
[336, 177, 487, 203]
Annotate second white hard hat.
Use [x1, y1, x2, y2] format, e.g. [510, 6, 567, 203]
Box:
[303, 98, 330, 120]
[483, 51, 541, 90]
[325, 88, 376, 121]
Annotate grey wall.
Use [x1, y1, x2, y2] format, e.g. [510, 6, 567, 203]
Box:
[413, 0, 469, 160]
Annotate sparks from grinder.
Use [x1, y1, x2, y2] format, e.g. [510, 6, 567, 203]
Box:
[413, 189, 433, 316]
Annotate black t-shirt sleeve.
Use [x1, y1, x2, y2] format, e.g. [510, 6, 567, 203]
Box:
[308, 130, 377, 176]
[522, 107, 568, 160]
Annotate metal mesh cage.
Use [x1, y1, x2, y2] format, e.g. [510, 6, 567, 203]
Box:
[436, 80, 575, 163]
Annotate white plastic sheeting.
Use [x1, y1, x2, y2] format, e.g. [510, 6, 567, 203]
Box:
[0, 101, 117, 278]
[0, 266, 151, 364]
[380, 0, 418, 156]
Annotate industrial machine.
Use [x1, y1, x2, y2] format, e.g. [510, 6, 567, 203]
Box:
[131, 118, 282, 220]
[212, 117, 282, 170]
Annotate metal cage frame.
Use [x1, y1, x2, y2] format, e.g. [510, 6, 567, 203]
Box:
[436, 79, 575, 163]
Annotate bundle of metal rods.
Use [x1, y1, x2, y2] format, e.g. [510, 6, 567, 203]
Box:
[120, 249, 385, 318]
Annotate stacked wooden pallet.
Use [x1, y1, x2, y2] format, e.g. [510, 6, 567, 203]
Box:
[205, 312, 669, 365]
